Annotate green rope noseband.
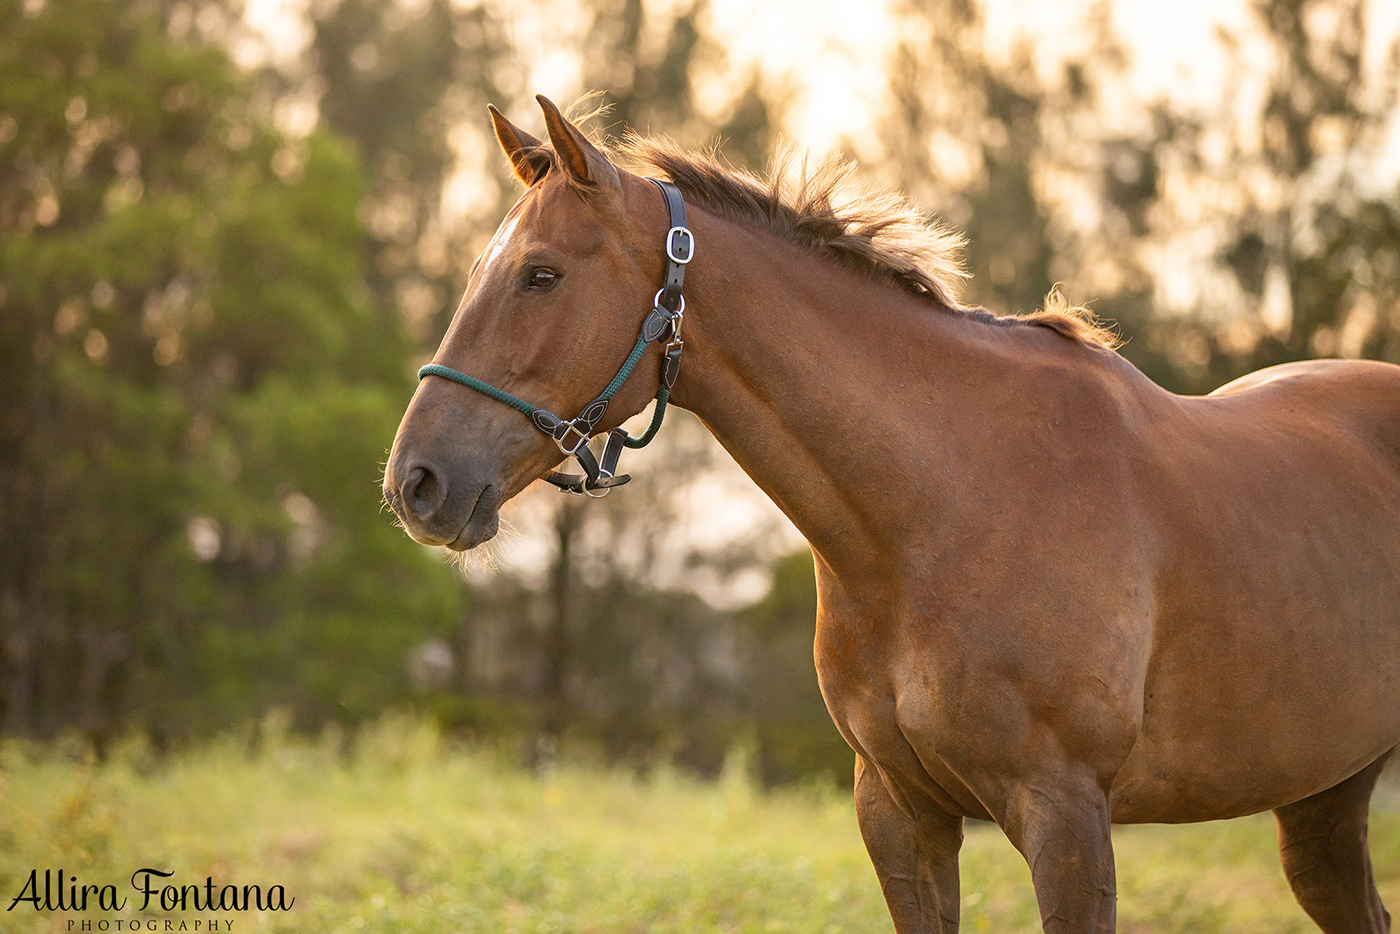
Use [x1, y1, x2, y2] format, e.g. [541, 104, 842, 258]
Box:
[416, 364, 537, 417]
[417, 178, 692, 496]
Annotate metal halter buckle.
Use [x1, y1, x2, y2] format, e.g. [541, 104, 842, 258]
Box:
[666, 226, 694, 265]
[554, 422, 589, 456]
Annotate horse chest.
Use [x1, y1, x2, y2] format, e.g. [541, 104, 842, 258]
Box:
[811, 599, 895, 727]
[812, 603, 996, 816]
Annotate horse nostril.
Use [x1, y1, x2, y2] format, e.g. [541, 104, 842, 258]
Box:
[403, 463, 447, 522]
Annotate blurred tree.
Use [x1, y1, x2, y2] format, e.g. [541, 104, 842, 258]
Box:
[305, 0, 517, 348]
[1156, 0, 1400, 391]
[0, 0, 464, 741]
[882, 0, 1400, 397]
[735, 549, 853, 786]
[881, 0, 1055, 315]
[1054, 0, 1400, 394]
[581, 0, 777, 166]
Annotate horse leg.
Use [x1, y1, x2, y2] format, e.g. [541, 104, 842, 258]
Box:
[855, 755, 963, 933]
[992, 765, 1116, 934]
[1274, 751, 1393, 934]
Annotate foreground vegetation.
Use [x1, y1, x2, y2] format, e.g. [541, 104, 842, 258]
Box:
[3, 717, 1399, 933]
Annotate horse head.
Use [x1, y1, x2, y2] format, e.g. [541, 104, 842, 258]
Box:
[383, 97, 680, 550]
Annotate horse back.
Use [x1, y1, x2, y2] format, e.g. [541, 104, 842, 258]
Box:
[1209, 357, 1400, 459]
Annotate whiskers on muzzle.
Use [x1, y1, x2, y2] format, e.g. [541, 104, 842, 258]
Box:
[443, 505, 518, 573]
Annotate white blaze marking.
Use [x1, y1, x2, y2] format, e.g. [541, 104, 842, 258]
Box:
[482, 215, 520, 275]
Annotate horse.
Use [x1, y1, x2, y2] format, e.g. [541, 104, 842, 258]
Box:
[383, 95, 1400, 933]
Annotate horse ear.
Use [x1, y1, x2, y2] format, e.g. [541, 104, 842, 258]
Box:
[536, 94, 619, 192]
[488, 104, 549, 186]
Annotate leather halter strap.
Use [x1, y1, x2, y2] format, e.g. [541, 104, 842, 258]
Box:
[417, 177, 691, 497]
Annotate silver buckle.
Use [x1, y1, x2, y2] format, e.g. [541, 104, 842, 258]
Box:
[554, 422, 589, 456]
[666, 226, 694, 265]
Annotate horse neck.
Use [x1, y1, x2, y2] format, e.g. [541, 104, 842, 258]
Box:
[669, 208, 1007, 581]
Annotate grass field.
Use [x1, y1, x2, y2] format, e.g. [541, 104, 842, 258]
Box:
[3, 715, 1399, 933]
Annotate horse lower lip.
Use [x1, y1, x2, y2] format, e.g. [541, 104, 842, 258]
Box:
[446, 485, 496, 551]
[446, 517, 496, 551]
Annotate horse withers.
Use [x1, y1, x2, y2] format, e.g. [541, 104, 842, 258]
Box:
[384, 96, 1400, 933]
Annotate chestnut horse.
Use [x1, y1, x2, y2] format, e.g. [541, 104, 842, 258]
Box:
[384, 96, 1400, 933]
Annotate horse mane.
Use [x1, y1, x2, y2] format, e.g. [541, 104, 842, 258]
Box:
[620, 136, 968, 305]
[526, 102, 1118, 349]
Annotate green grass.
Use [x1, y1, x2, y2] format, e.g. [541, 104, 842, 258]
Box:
[2, 715, 1398, 933]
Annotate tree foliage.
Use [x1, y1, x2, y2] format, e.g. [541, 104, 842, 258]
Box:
[0, 0, 464, 741]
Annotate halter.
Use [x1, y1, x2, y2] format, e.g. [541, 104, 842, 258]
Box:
[417, 178, 692, 497]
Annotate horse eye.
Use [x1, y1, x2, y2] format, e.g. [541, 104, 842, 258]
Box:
[527, 268, 558, 290]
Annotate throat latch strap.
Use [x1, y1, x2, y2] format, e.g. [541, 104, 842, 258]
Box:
[417, 177, 692, 497]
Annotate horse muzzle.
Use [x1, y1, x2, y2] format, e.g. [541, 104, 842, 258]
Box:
[384, 455, 502, 551]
